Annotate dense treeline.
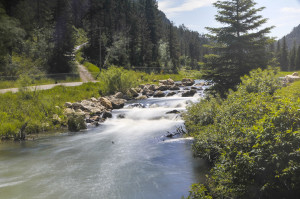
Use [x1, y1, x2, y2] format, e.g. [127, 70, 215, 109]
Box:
[271, 36, 300, 71]
[0, 0, 208, 78]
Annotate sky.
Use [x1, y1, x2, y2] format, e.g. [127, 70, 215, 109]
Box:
[157, 0, 300, 39]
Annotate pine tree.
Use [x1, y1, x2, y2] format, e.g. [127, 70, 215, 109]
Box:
[204, 0, 273, 96]
[168, 23, 179, 73]
[289, 41, 297, 71]
[280, 36, 289, 71]
[296, 46, 300, 70]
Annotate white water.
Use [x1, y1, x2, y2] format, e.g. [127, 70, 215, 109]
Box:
[0, 81, 208, 199]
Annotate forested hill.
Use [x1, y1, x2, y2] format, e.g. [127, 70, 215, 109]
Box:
[280, 24, 300, 50]
[0, 0, 208, 78]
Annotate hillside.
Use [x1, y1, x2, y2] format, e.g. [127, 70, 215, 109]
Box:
[0, 0, 208, 81]
[280, 24, 300, 49]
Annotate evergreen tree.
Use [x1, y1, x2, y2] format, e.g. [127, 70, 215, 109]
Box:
[296, 45, 300, 70]
[204, 0, 273, 96]
[280, 36, 289, 71]
[168, 23, 179, 73]
[289, 41, 297, 71]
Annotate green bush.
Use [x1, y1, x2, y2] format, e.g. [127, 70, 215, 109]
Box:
[98, 66, 139, 95]
[184, 68, 300, 198]
[67, 114, 86, 132]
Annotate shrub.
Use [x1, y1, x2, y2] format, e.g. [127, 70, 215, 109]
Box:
[98, 66, 139, 95]
[185, 68, 300, 198]
[67, 114, 86, 132]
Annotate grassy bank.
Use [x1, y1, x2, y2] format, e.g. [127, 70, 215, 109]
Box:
[184, 68, 300, 198]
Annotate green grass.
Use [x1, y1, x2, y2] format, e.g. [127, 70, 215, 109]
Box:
[0, 77, 81, 89]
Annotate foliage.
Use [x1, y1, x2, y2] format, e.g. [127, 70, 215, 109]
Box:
[0, 82, 101, 139]
[204, 0, 273, 97]
[184, 184, 212, 199]
[67, 114, 86, 132]
[184, 68, 300, 198]
[98, 66, 139, 95]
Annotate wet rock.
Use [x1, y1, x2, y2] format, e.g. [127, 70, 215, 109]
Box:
[110, 98, 126, 109]
[148, 84, 158, 91]
[157, 85, 169, 91]
[136, 95, 148, 100]
[153, 91, 165, 97]
[182, 89, 197, 97]
[128, 103, 145, 108]
[100, 97, 113, 109]
[169, 85, 180, 90]
[117, 114, 126, 119]
[90, 115, 101, 122]
[166, 91, 176, 97]
[182, 78, 195, 86]
[102, 111, 112, 119]
[166, 110, 180, 114]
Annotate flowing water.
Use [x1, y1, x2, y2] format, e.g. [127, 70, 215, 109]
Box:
[0, 81, 208, 199]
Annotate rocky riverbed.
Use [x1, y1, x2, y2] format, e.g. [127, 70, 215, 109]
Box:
[63, 78, 211, 131]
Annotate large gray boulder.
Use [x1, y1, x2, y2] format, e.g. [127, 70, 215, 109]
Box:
[99, 97, 113, 110]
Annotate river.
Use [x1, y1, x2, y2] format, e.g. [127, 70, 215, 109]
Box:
[0, 81, 208, 199]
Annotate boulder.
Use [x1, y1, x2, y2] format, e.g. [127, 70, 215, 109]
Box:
[52, 114, 61, 124]
[166, 110, 180, 114]
[100, 97, 113, 109]
[285, 75, 300, 83]
[181, 78, 195, 86]
[72, 102, 84, 110]
[159, 78, 175, 85]
[153, 91, 165, 97]
[102, 111, 112, 119]
[90, 97, 98, 102]
[136, 95, 148, 100]
[110, 98, 126, 109]
[182, 89, 197, 97]
[75, 109, 86, 116]
[64, 102, 72, 108]
[166, 91, 176, 97]
[169, 85, 180, 90]
[148, 84, 158, 91]
[128, 88, 139, 98]
[117, 114, 126, 119]
[157, 85, 169, 91]
[114, 92, 124, 99]
[292, 72, 299, 76]
[64, 108, 75, 115]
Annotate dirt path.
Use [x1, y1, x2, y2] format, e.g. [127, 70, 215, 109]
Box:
[77, 62, 95, 82]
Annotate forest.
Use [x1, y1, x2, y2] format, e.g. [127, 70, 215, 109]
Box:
[0, 0, 209, 81]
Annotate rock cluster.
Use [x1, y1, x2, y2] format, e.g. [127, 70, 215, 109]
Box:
[284, 72, 300, 84]
[63, 78, 202, 131]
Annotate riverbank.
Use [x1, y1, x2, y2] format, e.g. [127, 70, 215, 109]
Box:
[184, 68, 300, 198]
[0, 67, 203, 141]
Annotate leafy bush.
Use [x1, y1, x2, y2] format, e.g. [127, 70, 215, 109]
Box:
[98, 66, 139, 95]
[184, 68, 300, 198]
[67, 114, 86, 132]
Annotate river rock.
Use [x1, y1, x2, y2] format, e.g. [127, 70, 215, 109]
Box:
[182, 89, 197, 97]
[153, 91, 165, 97]
[100, 97, 113, 110]
[182, 78, 195, 86]
[117, 114, 126, 119]
[64, 102, 72, 108]
[166, 91, 176, 97]
[90, 97, 98, 102]
[114, 92, 124, 99]
[110, 98, 126, 109]
[166, 110, 180, 114]
[136, 95, 148, 100]
[64, 108, 75, 115]
[157, 85, 169, 91]
[169, 85, 180, 90]
[72, 102, 84, 110]
[127, 88, 139, 98]
[102, 111, 112, 119]
[52, 114, 61, 124]
[292, 72, 299, 76]
[159, 78, 175, 86]
[148, 84, 158, 91]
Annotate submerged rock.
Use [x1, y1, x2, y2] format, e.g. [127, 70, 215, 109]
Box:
[166, 110, 180, 114]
